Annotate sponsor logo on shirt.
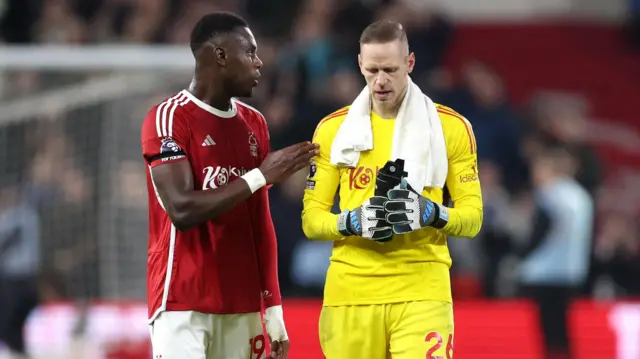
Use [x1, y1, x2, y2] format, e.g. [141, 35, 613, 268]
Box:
[459, 173, 478, 183]
[459, 160, 479, 183]
[347, 166, 380, 190]
[202, 165, 248, 190]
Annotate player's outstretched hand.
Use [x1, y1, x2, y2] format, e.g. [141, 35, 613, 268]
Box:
[260, 141, 319, 184]
[268, 339, 289, 359]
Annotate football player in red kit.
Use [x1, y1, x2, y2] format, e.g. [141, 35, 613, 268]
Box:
[140, 12, 318, 359]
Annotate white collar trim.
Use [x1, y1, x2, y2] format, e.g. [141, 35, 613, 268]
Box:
[181, 90, 237, 118]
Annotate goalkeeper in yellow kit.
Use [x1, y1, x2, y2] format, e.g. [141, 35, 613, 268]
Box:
[301, 20, 483, 359]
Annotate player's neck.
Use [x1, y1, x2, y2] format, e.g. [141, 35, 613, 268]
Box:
[190, 78, 233, 112]
[371, 101, 401, 120]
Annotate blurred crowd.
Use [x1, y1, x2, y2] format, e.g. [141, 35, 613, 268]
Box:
[0, 0, 639, 357]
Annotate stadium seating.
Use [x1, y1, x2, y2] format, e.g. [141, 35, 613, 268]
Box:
[445, 23, 640, 171]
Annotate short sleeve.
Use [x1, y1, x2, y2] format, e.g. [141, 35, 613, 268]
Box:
[141, 104, 190, 168]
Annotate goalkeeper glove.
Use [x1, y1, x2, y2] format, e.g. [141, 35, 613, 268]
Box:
[384, 178, 449, 234]
[372, 158, 408, 242]
[337, 196, 391, 240]
[336, 159, 407, 241]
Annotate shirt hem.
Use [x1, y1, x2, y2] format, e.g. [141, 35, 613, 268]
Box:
[148, 303, 263, 321]
[321, 295, 453, 307]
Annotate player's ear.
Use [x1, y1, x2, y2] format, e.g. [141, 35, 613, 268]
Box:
[214, 46, 227, 66]
[358, 54, 364, 75]
[407, 52, 415, 74]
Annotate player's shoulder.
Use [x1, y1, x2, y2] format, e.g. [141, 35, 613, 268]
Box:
[435, 103, 473, 135]
[145, 91, 193, 120]
[233, 98, 267, 126]
[313, 106, 350, 141]
[142, 91, 193, 137]
[435, 103, 477, 155]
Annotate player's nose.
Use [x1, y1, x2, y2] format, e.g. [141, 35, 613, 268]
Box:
[376, 72, 389, 83]
[375, 76, 388, 88]
[254, 55, 263, 69]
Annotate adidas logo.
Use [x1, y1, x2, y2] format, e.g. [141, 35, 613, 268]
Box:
[202, 135, 215, 146]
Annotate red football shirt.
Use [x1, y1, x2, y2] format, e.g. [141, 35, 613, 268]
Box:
[141, 90, 281, 322]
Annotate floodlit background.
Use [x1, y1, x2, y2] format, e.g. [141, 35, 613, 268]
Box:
[0, 0, 639, 358]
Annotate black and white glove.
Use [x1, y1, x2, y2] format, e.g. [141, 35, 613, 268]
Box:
[337, 196, 392, 240]
[384, 178, 449, 234]
[372, 159, 408, 241]
[337, 159, 408, 241]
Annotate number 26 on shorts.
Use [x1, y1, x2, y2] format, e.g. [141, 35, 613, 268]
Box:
[248, 334, 265, 359]
[425, 331, 454, 359]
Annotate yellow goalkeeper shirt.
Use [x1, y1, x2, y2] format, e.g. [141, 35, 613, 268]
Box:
[302, 105, 483, 306]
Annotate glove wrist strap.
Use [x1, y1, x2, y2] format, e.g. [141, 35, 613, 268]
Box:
[337, 210, 353, 236]
[431, 203, 449, 229]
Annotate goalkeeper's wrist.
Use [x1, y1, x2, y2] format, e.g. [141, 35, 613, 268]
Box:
[337, 210, 356, 236]
[430, 202, 450, 229]
[264, 305, 288, 341]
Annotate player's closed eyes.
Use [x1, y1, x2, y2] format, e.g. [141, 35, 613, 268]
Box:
[366, 68, 397, 74]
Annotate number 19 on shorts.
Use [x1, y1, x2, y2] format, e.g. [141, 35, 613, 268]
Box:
[249, 334, 265, 359]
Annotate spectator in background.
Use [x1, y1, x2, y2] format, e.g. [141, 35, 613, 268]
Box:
[517, 147, 594, 359]
[112, 160, 149, 299]
[593, 213, 640, 296]
[275, 0, 334, 102]
[33, 0, 86, 44]
[330, 0, 376, 67]
[530, 93, 601, 195]
[0, 178, 41, 358]
[444, 61, 527, 191]
[475, 161, 514, 297]
[271, 169, 332, 297]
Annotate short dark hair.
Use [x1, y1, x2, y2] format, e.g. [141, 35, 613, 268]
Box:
[190, 12, 248, 54]
[359, 20, 408, 46]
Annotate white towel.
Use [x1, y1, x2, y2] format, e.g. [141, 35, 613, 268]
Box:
[330, 76, 448, 190]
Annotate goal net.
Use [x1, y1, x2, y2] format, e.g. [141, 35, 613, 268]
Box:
[0, 45, 193, 301]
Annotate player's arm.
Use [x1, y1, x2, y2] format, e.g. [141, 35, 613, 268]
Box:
[149, 161, 261, 231]
[385, 115, 483, 238]
[254, 186, 289, 346]
[301, 119, 343, 241]
[251, 118, 288, 346]
[142, 111, 317, 232]
[438, 118, 483, 238]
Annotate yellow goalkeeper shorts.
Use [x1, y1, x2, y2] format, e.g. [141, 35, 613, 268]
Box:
[319, 301, 454, 359]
